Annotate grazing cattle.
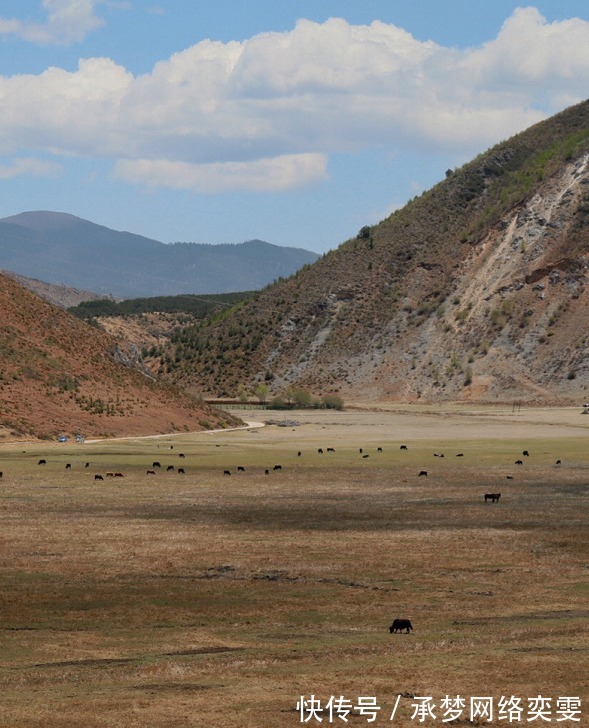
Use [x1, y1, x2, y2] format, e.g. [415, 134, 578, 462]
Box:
[506, 475, 514, 480]
[297, 451, 302, 457]
[556, 459, 561, 465]
[484, 493, 501, 503]
[327, 447, 335, 452]
[85, 462, 90, 468]
[166, 465, 174, 472]
[152, 462, 161, 468]
[515, 460, 523, 465]
[178, 468, 185, 474]
[179, 453, 185, 458]
[114, 473, 124, 478]
[224, 470, 231, 476]
[377, 447, 383, 452]
[0, 472, 3, 478]
[265, 469, 270, 475]
[273, 465, 282, 470]
[523, 450, 529, 457]
[362, 454, 369, 459]
[237, 466, 245, 472]
[146, 470, 156, 475]
[38, 459, 46, 465]
[419, 470, 428, 477]
[389, 619, 413, 634]
[94, 474, 103, 480]
[318, 448, 323, 454]
[106, 472, 115, 477]
[359, 448, 363, 454]
[400, 445, 408, 451]
[65, 463, 72, 469]
[456, 453, 464, 457]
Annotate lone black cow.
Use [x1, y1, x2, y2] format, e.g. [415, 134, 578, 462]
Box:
[389, 619, 413, 633]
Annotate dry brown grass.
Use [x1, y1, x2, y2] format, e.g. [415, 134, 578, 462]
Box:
[0, 406, 587, 726]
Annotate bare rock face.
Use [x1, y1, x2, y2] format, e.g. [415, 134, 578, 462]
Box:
[110, 342, 154, 380]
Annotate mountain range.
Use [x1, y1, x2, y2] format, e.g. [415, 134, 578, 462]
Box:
[0, 211, 319, 298]
[154, 99, 589, 405]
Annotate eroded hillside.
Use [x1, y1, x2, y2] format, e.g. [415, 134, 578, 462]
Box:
[157, 100, 589, 404]
[0, 273, 238, 439]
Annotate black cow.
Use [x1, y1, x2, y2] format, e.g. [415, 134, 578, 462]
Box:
[85, 462, 90, 468]
[152, 462, 161, 468]
[362, 454, 369, 458]
[318, 448, 323, 454]
[359, 448, 363, 454]
[297, 451, 302, 457]
[506, 475, 514, 480]
[114, 473, 124, 478]
[264, 469, 270, 475]
[179, 453, 185, 458]
[273, 465, 282, 470]
[456, 453, 464, 457]
[377, 447, 383, 452]
[555, 459, 561, 465]
[166, 465, 174, 471]
[419, 470, 428, 477]
[65, 463, 72, 469]
[400, 445, 408, 451]
[147, 470, 156, 475]
[178, 468, 185, 474]
[515, 460, 523, 465]
[94, 474, 103, 480]
[237, 466, 245, 472]
[38, 459, 46, 465]
[523, 450, 529, 457]
[0, 472, 3, 478]
[327, 448, 335, 452]
[224, 470, 231, 476]
[389, 619, 413, 634]
[484, 493, 501, 503]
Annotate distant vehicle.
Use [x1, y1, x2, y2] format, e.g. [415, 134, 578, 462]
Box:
[57, 436, 68, 443]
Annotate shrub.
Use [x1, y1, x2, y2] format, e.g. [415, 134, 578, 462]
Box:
[322, 394, 344, 410]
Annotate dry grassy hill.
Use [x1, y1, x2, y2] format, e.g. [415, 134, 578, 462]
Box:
[159, 100, 589, 405]
[0, 273, 238, 440]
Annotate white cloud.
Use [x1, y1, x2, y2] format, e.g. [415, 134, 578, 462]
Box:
[1, 9, 589, 190]
[0, 157, 63, 179]
[0, 0, 105, 45]
[114, 154, 328, 193]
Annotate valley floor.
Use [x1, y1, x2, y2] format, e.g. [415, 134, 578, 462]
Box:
[0, 406, 587, 726]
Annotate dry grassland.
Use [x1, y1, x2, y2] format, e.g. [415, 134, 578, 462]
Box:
[0, 405, 587, 727]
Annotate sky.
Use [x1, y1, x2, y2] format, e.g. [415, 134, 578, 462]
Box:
[1, 2, 589, 254]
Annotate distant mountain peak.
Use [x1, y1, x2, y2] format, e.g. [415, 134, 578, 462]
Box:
[1, 210, 87, 231]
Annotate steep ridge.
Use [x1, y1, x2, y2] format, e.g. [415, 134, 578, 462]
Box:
[0, 273, 238, 439]
[162, 100, 589, 404]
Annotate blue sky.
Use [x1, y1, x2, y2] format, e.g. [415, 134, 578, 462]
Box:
[1, 2, 589, 254]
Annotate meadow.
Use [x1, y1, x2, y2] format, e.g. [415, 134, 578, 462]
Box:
[0, 405, 587, 727]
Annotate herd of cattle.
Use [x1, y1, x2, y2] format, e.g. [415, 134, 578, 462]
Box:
[8, 445, 558, 507]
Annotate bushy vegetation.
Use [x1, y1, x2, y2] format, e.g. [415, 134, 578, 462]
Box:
[266, 388, 344, 410]
[68, 291, 253, 320]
